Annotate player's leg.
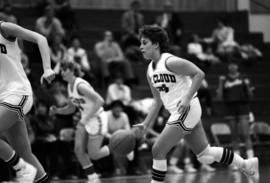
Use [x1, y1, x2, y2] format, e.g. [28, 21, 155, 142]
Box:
[74, 123, 98, 182]
[237, 103, 254, 158]
[168, 140, 184, 173]
[151, 124, 186, 183]
[5, 119, 49, 183]
[87, 135, 110, 160]
[185, 121, 259, 182]
[3, 95, 49, 182]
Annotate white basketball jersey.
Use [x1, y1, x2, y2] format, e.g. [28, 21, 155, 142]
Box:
[68, 77, 103, 122]
[147, 53, 196, 114]
[0, 30, 32, 98]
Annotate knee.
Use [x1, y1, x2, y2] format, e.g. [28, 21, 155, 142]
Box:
[197, 146, 215, 165]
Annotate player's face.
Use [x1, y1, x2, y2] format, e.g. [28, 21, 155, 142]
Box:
[61, 68, 74, 82]
[140, 37, 156, 60]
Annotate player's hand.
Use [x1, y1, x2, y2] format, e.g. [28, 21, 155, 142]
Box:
[132, 123, 146, 139]
[49, 106, 58, 115]
[219, 75, 225, 82]
[40, 69, 56, 85]
[177, 96, 191, 115]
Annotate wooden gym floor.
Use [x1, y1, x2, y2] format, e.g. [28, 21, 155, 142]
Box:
[53, 166, 269, 183]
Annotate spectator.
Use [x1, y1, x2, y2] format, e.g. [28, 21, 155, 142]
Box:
[237, 43, 263, 65]
[94, 30, 136, 85]
[35, 5, 65, 41]
[203, 18, 238, 58]
[106, 73, 132, 106]
[198, 79, 214, 116]
[104, 100, 134, 175]
[155, 1, 182, 55]
[216, 62, 255, 170]
[67, 36, 91, 78]
[50, 33, 68, 74]
[53, 0, 78, 30]
[30, 100, 60, 179]
[1, 4, 17, 23]
[121, 0, 143, 48]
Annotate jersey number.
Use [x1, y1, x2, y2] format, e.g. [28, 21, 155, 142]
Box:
[0, 44, 7, 54]
[156, 84, 169, 93]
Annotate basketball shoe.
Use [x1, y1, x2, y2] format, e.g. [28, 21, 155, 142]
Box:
[88, 173, 101, 183]
[240, 157, 259, 183]
[168, 165, 183, 174]
[14, 160, 37, 183]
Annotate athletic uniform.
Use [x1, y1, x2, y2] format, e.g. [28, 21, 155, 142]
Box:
[0, 23, 33, 120]
[222, 73, 250, 119]
[67, 77, 108, 136]
[147, 53, 201, 133]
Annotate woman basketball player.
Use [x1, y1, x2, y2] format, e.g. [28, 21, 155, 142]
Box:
[50, 62, 110, 183]
[135, 25, 259, 183]
[0, 21, 55, 182]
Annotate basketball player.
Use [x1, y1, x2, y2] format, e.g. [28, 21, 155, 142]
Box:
[135, 25, 259, 183]
[0, 21, 55, 182]
[49, 62, 110, 183]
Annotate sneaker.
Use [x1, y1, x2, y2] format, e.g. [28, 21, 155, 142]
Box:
[87, 173, 101, 183]
[14, 161, 37, 183]
[240, 157, 259, 183]
[185, 164, 197, 173]
[200, 164, 216, 172]
[168, 165, 183, 174]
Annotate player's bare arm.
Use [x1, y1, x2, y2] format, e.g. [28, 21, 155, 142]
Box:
[77, 83, 104, 123]
[140, 73, 163, 130]
[1, 22, 55, 84]
[166, 57, 205, 113]
[50, 101, 76, 115]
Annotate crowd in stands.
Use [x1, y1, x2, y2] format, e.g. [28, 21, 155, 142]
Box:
[0, 0, 264, 181]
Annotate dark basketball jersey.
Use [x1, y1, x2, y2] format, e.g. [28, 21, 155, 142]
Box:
[222, 73, 249, 103]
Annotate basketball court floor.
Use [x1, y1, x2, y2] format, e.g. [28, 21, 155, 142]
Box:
[53, 166, 269, 183]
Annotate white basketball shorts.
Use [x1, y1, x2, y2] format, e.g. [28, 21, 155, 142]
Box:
[84, 110, 108, 136]
[0, 94, 33, 121]
[167, 97, 202, 133]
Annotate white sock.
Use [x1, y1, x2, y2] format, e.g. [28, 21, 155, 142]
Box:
[151, 159, 167, 183]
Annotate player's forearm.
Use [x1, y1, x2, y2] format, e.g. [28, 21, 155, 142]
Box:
[186, 71, 205, 100]
[143, 100, 162, 129]
[83, 98, 104, 123]
[37, 35, 52, 71]
[56, 104, 76, 115]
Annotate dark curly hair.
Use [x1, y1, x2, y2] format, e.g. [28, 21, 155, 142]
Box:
[61, 61, 83, 77]
[139, 25, 169, 53]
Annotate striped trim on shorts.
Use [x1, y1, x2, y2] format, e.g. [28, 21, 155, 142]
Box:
[167, 106, 192, 132]
[0, 95, 28, 120]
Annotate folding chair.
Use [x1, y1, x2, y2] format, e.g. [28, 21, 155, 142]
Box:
[250, 121, 270, 145]
[210, 122, 233, 147]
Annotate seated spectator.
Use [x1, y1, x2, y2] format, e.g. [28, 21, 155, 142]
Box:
[1, 4, 17, 23]
[67, 36, 90, 75]
[237, 43, 263, 65]
[30, 100, 60, 179]
[104, 100, 134, 175]
[121, 1, 144, 63]
[50, 33, 68, 74]
[53, 0, 78, 30]
[94, 30, 136, 85]
[35, 5, 65, 41]
[106, 73, 132, 106]
[203, 18, 238, 58]
[121, 0, 143, 49]
[155, 1, 182, 56]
